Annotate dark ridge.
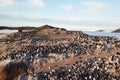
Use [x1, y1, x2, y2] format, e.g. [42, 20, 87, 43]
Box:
[0, 26, 36, 30]
[112, 28, 120, 33]
[0, 25, 67, 33]
[96, 30, 105, 32]
[33, 25, 67, 31]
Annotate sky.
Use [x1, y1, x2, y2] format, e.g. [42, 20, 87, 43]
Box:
[0, 0, 120, 31]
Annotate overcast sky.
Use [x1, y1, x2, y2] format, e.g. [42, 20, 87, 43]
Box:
[0, 0, 120, 31]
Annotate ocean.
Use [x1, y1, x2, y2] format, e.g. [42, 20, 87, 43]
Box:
[83, 31, 120, 40]
[0, 30, 18, 34]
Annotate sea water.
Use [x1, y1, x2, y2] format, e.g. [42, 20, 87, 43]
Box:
[83, 31, 120, 40]
[0, 30, 18, 34]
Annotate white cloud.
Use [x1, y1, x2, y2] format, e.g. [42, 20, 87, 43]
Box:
[81, 1, 107, 13]
[28, 0, 45, 8]
[0, 13, 41, 20]
[60, 5, 73, 11]
[0, 12, 120, 28]
[66, 18, 79, 22]
[0, 0, 14, 7]
[0, 0, 46, 8]
[57, 17, 79, 22]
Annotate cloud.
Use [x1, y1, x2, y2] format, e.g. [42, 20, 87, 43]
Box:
[0, 13, 41, 20]
[28, 0, 45, 8]
[0, 12, 120, 27]
[60, 5, 73, 11]
[0, 0, 45, 8]
[57, 17, 79, 22]
[0, 13, 80, 24]
[0, 0, 15, 7]
[81, 1, 107, 13]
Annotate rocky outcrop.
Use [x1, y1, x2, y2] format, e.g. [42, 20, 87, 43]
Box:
[0, 59, 31, 80]
[112, 28, 120, 33]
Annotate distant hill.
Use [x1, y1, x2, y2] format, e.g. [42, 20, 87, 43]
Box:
[0, 25, 67, 33]
[0, 25, 68, 36]
[0, 26, 36, 32]
[96, 30, 105, 32]
[112, 28, 120, 33]
[33, 25, 67, 31]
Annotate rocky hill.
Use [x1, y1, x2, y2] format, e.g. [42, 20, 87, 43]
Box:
[0, 25, 120, 80]
[112, 28, 120, 33]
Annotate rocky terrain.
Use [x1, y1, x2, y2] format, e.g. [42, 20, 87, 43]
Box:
[113, 28, 120, 33]
[0, 25, 120, 80]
